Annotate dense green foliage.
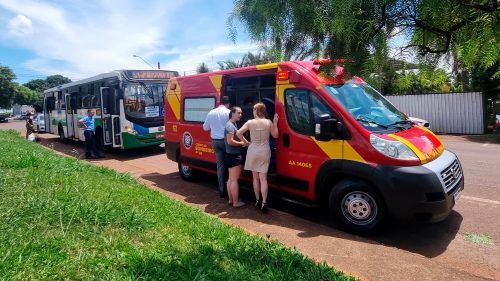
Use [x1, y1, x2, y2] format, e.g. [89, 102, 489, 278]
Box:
[0, 64, 16, 108]
[0, 64, 71, 110]
[0, 130, 355, 281]
[217, 51, 273, 69]
[228, 0, 499, 92]
[196, 62, 210, 73]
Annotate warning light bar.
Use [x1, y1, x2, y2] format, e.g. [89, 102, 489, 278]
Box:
[277, 71, 289, 81]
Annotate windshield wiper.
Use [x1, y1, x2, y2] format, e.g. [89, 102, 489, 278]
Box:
[138, 82, 154, 100]
[390, 120, 413, 126]
[356, 116, 388, 129]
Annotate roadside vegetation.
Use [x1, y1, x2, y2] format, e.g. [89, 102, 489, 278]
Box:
[0, 130, 355, 280]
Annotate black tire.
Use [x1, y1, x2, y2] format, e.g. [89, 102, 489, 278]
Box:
[329, 179, 385, 234]
[178, 154, 197, 181]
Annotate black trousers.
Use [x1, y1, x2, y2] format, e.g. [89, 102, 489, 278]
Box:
[84, 130, 98, 157]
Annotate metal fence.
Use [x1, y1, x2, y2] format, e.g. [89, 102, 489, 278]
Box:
[386, 92, 484, 134]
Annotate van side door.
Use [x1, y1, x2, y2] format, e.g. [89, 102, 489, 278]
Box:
[276, 88, 343, 201]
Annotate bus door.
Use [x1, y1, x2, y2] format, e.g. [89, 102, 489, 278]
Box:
[100, 87, 113, 146]
[65, 93, 75, 138]
[44, 96, 53, 134]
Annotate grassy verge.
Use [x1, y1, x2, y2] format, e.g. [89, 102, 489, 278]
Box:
[0, 130, 356, 280]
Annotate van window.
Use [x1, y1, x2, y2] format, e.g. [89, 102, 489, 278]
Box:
[285, 89, 335, 135]
[184, 97, 215, 122]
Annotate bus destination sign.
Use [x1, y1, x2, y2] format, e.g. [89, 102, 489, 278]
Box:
[125, 70, 178, 80]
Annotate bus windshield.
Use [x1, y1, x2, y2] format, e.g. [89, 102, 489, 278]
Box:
[323, 79, 409, 132]
[124, 83, 166, 118]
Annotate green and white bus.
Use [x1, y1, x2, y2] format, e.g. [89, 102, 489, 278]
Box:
[43, 70, 178, 149]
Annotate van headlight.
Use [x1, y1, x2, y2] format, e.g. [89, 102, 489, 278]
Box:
[370, 134, 419, 160]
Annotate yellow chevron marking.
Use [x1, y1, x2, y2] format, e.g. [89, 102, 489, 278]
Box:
[166, 78, 181, 121]
[256, 63, 278, 70]
[388, 134, 426, 163]
[209, 75, 223, 95]
[311, 137, 343, 159]
[343, 142, 366, 162]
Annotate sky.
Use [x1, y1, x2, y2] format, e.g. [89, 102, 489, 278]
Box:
[0, 0, 259, 84]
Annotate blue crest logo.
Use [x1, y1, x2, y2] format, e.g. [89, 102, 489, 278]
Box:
[183, 132, 193, 149]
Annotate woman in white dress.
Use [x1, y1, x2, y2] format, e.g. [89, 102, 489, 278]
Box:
[237, 102, 278, 213]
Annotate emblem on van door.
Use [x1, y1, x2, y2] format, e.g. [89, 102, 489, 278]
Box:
[421, 136, 432, 145]
[183, 132, 193, 149]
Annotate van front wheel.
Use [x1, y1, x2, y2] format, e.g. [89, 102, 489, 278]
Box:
[329, 180, 385, 234]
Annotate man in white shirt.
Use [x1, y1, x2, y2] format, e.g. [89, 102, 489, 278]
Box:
[203, 96, 231, 198]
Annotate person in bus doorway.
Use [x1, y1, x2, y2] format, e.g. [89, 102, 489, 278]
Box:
[79, 109, 101, 159]
[237, 102, 278, 213]
[25, 118, 34, 140]
[203, 96, 231, 198]
[225, 106, 249, 207]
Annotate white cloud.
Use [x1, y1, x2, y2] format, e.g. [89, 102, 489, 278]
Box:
[163, 43, 260, 74]
[7, 14, 33, 37]
[0, 0, 257, 81]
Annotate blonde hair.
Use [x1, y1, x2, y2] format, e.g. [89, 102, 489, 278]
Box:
[253, 102, 266, 118]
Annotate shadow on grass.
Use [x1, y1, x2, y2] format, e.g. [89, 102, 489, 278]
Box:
[37, 133, 462, 259]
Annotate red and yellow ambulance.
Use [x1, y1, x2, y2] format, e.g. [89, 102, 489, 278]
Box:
[164, 60, 464, 233]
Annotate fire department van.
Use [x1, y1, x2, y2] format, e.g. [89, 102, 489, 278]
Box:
[164, 60, 464, 233]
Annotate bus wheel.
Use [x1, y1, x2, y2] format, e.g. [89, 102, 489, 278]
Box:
[178, 156, 196, 181]
[329, 179, 385, 234]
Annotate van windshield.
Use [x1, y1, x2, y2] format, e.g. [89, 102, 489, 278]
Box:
[323, 80, 409, 132]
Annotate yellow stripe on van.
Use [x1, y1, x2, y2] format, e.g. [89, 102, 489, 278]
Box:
[311, 138, 343, 159]
[167, 78, 181, 121]
[276, 84, 295, 104]
[343, 142, 366, 163]
[256, 63, 278, 70]
[388, 134, 426, 163]
[209, 75, 223, 95]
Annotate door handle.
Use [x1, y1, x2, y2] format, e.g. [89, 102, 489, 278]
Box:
[283, 133, 290, 147]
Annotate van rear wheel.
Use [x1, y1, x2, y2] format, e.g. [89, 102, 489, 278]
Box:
[178, 155, 197, 181]
[329, 179, 385, 234]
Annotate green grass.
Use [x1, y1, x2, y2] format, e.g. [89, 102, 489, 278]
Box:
[0, 130, 355, 281]
[464, 232, 495, 245]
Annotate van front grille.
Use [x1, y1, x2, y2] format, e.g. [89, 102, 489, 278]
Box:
[440, 160, 463, 193]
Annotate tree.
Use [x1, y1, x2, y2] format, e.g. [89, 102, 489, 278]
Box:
[196, 62, 210, 73]
[45, 75, 71, 88]
[24, 79, 48, 94]
[217, 51, 274, 70]
[24, 74, 71, 111]
[13, 85, 39, 106]
[229, 0, 499, 80]
[0, 64, 16, 108]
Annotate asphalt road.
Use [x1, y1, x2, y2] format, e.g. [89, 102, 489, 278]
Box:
[2, 120, 499, 281]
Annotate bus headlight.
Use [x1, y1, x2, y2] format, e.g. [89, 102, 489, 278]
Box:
[124, 126, 137, 135]
[370, 134, 419, 160]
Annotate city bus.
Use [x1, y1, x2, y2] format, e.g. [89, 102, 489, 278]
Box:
[43, 69, 178, 150]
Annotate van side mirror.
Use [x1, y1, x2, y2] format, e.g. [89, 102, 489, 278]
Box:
[314, 114, 344, 141]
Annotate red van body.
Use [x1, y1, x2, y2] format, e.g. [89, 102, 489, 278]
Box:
[164, 61, 464, 233]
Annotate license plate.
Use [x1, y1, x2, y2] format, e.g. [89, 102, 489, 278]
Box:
[454, 190, 461, 203]
[156, 134, 164, 139]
